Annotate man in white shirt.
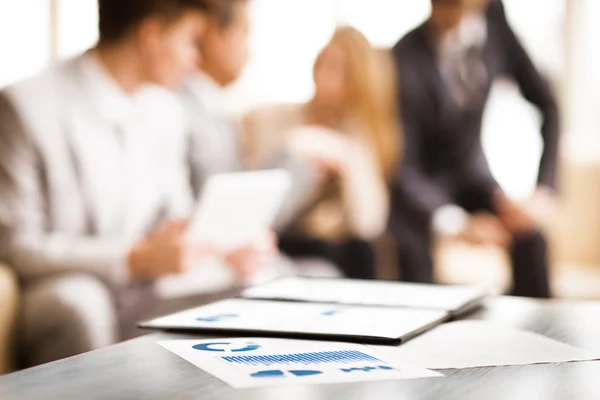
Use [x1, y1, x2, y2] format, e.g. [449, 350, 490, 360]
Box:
[0, 0, 267, 366]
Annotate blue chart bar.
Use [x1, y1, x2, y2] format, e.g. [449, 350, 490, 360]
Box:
[221, 350, 383, 366]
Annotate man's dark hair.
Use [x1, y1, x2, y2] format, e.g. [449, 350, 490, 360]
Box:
[431, 0, 461, 5]
[98, 0, 213, 44]
[211, 0, 248, 29]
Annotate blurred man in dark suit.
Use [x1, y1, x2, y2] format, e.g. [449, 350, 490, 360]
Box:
[391, 0, 559, 297]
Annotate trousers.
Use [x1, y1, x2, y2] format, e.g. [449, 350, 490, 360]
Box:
[20, 273, 231, 367]
[391, 184, 551, 298]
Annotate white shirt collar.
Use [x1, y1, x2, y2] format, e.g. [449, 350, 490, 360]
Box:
[80, 52, 138, 125]
[458, 12, 488, 49]
[184, 71, 227, 115]
[439, 12, 488, 57]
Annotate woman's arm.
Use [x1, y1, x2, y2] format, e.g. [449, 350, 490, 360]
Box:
[338, 137, 389, 240]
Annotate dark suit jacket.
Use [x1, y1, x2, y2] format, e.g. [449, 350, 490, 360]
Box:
[391, 0, 560, 220]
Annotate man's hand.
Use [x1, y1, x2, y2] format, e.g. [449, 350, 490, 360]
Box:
[225, 230, 278, 282]
[458, 212, 511, 247]
[494, 190, 539, 235]
[127, 219, 216, 280]
[524, 186, 556, 228]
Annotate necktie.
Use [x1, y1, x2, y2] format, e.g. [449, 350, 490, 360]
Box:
[455, 44, 488, 108]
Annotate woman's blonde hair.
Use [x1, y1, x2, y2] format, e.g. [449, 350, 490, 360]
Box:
[314, 26, 401, 179]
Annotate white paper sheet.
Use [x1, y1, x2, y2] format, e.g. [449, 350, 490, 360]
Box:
[375, 321, 600, 370]
[187, 169, 291, 249]
[155, 258, 295, 300]
[158, 338, 442, 388]
[155, 259, 237, 299]
[242, 277, 489, 313]
[143, 298, 448, 341]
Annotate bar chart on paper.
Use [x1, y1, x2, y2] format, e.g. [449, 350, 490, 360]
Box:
[158, 338, 442, 388]
[221, 350, 384, 366]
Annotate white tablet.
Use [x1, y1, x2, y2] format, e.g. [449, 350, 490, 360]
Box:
[187, 170, 292, 249]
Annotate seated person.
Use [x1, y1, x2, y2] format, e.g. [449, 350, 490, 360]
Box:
[183, 0, 250, 193]
[390, 0, 558, 297]
[181, 0, 335, 279]
[243, 27, 400, 279]
[0, 0, 269, 367]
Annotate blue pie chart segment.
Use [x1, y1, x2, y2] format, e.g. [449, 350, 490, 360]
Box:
[192, 342, 261, 353]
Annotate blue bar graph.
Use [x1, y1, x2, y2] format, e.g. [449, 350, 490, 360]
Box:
[221, 350, 383, 366]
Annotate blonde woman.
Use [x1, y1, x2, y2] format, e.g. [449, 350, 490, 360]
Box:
[243, 26, 400, 279]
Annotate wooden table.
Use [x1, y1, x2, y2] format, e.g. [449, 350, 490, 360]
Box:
[2, 296, 600, 400]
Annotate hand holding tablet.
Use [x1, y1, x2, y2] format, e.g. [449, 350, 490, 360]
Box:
[186, 169, 291, 251]
[152, 170, 291, 296]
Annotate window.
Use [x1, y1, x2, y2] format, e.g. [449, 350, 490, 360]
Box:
[482, 0, 566, 198]
[334, 0, 430, 48]
[226, 0, 337, 115]
[0, 0, 50, 88]
[0, 0, 98, 88]
[563, 0, 600, 164]
[56, 0, 99, 59]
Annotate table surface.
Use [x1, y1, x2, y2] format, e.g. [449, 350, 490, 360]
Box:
[2, 296, 600, 400]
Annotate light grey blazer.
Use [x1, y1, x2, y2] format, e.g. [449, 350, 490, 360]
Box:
[0, 55, 193, 286]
